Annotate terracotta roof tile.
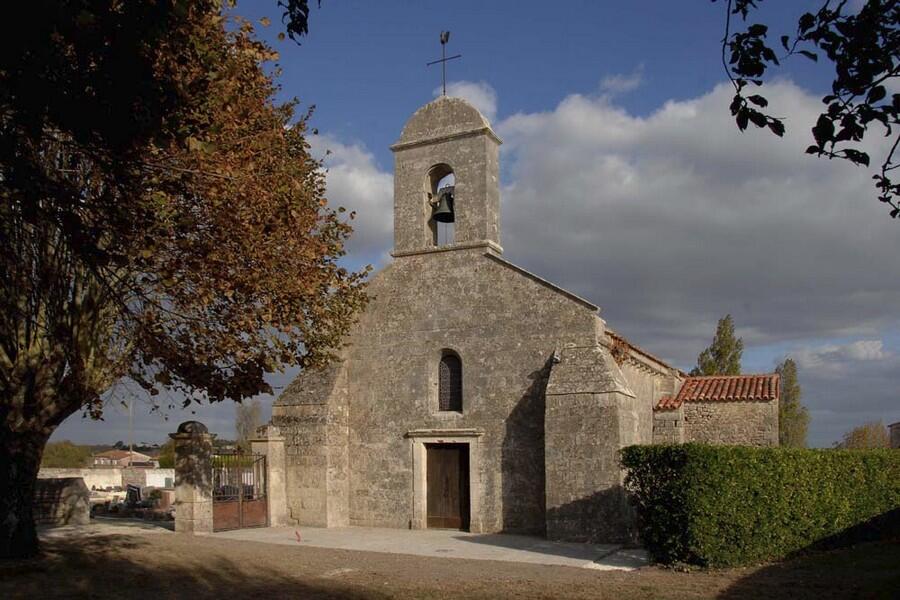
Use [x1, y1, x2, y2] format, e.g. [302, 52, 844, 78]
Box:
[656, 395, 679, 410]
[655, 374, 779, 410]
[93, 450, 152, 460]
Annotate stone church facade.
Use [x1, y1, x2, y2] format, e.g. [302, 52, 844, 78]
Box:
[271, 96, 779, 543]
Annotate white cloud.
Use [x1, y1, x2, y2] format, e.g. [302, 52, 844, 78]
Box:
[308, 134, 394, 267]
[784, 338, 900, 446]
[496, 80, 900, 364]
[843, 340, 888, 361]
[793, 340, 888, 372]
[434, 80, 498, 123]
[599, 66, 644, 96]
[53, 79, 900, 447]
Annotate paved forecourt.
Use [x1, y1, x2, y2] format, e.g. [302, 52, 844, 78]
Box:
[212, 525, 648, 571]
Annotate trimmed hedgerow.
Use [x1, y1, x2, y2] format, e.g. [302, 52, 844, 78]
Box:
[620, 444, 900, 567]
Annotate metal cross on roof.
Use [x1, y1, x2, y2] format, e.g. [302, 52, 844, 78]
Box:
[427, 31, 462, 96]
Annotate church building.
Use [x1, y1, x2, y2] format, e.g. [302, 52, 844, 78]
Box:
[272, 96, 780, 543]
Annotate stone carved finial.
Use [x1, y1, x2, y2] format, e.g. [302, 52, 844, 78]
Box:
[176, 420, 208, 435]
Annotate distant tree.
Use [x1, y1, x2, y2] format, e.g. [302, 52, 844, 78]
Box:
[113, 441, 126, 451]
[156, 440, 175, 469]
[691, 315, 744, 376]
[713, 0, 900, 218]
[835, 420, 890, 448]
[775, 358, 809, 447]
[235, 400, 263, 451]
[40, 441, 92, 468]
[1, 1, 365, 558]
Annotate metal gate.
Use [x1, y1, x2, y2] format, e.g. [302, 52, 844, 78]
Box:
[212, 451, 268, 532]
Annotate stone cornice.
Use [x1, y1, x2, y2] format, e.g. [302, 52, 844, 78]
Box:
[391, 240, 503, 258]
[390, 127, 502, 152]
[404, 428, 485, 438]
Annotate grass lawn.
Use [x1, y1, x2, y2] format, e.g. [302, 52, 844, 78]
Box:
[1, 528, 897, 599]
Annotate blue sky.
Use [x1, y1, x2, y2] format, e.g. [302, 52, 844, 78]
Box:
[53, 1, 899, 448]
[243, 0, 834, 168]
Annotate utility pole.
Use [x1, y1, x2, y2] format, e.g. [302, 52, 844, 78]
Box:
[128, 398, 133, 467]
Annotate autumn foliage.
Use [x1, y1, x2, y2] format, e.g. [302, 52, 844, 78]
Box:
[0, 0, 366, 557]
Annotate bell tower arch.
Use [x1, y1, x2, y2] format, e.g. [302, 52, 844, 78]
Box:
[390, 96, 502, 256]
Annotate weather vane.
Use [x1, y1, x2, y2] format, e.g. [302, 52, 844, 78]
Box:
[427, 31, 462, 96]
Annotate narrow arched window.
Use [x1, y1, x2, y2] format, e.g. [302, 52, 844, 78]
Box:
[439, 353, 462, 412]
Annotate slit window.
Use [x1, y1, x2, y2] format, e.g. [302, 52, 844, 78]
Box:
[439, 353, 462, 412]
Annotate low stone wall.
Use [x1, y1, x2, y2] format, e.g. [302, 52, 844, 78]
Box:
[682, 400, 778, 447]
[34, 478, 90, 526]
[39, 468, 121, 490]
[38, 467, 175, 490]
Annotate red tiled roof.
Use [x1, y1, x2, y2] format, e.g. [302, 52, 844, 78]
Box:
[93, 450, 151, 460]
[94, 450, 132, 459]
[656, 374, 779, 410]
[656, 395, 679, 410]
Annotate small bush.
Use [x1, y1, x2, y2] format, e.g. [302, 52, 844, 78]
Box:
[620, 444, 900, 567]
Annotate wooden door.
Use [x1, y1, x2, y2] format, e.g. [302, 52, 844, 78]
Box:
[426, 444, 469, 530]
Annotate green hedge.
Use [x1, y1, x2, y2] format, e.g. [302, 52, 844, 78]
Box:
[620, 444, 900, 567]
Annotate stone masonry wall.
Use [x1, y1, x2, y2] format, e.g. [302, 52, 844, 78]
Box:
[391, 97, 501, 255]
[38, 468, 122, 490]
[544, 344, 639, 543]
[37, 468, 174, 490]
[272, 362, 346, 526]
[616, 359, 679, 445]
[652, 408, 684, 444]
[274, 95, 652, 541]
[617, 361, 655, 445]
[682, 400, 779, 447]
[33, 477, 90, 526]
[275, 246, 608, 534]
[342, 249, 601, 534]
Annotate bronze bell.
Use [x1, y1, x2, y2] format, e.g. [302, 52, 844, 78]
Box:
[431, 186, 455, 223]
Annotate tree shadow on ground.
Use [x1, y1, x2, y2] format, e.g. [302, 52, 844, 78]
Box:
[0, 533, 388, 600]
[718, 509, 900, 600]
[89, 515, 175, 531]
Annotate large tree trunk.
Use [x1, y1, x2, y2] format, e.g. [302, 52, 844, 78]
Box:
[0, 428, 49, 559]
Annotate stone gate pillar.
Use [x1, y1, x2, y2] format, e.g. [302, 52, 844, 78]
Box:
[169, 420, 215, 534]
[250, 424, 288, 527]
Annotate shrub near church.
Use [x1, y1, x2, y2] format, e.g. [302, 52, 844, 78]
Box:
[621, 444, 900, 567]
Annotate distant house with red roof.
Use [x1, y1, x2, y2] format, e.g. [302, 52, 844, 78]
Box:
[92, 449, 158, 468]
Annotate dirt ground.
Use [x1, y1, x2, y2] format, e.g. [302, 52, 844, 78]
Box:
[1, 529, 897, 599]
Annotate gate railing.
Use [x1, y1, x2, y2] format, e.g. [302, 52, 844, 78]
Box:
[212, 451, 267, 502]
[211, 451, 268, 530]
